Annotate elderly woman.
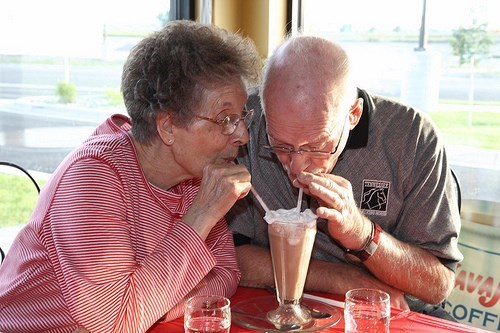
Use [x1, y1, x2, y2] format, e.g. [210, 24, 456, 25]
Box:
[0, 20, 261, 333]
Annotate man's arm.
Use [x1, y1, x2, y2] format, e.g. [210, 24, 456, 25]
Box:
[364, 230, 455, 305]
[235, 244, 275, 288]
[235, 244, 409, 309]
[296, 171, 456, 305]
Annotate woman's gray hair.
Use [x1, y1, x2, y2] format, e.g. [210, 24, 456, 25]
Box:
[121, 20, 261, 144]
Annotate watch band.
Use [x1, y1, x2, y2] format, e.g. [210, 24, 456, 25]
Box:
[344, 222, 382, 263]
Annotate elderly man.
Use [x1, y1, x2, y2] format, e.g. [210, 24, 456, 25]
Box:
[227, 35, 463, 318]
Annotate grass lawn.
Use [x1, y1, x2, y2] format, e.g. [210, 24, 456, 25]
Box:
[428, 110, 500, 150]
[0, 173, 45, 228]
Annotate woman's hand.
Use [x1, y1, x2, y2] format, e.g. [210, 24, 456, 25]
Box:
[183, 162, 251, 239]
[73, 325, 90, 333]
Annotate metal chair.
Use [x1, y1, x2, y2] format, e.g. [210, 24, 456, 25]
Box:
[0, 161, 41, 194]
[0, 162, 40, 264]
[450, 168, 461, 213]
[437, 168, 462, 319]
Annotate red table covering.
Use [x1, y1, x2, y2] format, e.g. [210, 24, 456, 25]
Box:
[147, 287, 489, 333]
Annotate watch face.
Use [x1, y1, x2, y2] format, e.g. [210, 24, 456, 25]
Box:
[365, 241, 378, 256]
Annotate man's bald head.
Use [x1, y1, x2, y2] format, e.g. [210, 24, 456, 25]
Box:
[261, 36, 356, 117]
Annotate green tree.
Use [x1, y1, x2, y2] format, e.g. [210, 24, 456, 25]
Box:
[450, 23, 493, 127]
[56, 81, 76, 104]
[450, 23, 492, 66]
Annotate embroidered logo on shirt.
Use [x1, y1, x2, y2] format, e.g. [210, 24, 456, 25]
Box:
[360, 180, 390, 216]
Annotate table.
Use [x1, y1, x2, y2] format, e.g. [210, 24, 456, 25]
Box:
[147, 287, 490, 332]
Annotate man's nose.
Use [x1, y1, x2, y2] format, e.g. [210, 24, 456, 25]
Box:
[287, 152, 310, 176]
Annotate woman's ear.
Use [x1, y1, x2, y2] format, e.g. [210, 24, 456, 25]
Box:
[348, 97, 363, 130]
[156, 112, 175, 146]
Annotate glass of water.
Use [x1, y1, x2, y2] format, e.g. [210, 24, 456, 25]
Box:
[184, 295, 231, 333]
[344, 288, 390, 333]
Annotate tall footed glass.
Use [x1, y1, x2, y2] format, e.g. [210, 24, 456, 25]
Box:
[265, 209, 317, 330]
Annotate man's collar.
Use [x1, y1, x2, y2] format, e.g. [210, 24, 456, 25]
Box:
[344, 88, 370, 150]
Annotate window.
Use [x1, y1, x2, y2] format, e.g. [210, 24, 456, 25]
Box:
[1, 4, 498, 330]
[299, 0, 500, 205]
[0, 0, 170, 244]
[300, 1, 499, 330]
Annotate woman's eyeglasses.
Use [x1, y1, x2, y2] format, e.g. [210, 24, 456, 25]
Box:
[194, 108, 254, 136]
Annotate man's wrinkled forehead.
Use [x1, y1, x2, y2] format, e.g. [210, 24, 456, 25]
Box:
[264, 82, 344, 119]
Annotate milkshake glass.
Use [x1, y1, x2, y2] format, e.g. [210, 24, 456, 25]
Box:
[265, 208, 317, 329]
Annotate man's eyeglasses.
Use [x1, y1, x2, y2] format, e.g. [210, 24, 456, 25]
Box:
[193, 108, 254, 136]
[260, 114, 348, 159]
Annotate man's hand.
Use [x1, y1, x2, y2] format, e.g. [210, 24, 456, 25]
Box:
[295, 171, 371, 250]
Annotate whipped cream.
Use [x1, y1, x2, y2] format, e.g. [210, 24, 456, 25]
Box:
[264, 208, 317, 224]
